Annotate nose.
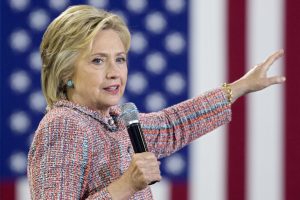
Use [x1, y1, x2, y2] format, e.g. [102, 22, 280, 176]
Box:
[106, 60, 120, 79]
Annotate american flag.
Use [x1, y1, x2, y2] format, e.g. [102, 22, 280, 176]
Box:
[0, 0, 299, 200]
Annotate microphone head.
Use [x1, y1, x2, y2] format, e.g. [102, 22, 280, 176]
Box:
[120, 102, 139, 126]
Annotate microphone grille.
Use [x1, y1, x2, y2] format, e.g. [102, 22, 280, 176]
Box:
[120, 102, 139, 126]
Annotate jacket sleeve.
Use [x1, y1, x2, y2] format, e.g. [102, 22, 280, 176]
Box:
[27, 114, 112, 200]
[139, 88, 232, 158]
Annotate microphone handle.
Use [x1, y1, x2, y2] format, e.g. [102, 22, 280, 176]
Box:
[127, 123, 148, 153]
[127, 123, 158, 185]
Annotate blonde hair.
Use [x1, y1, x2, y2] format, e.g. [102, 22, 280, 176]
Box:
[40, 5, 131, 108]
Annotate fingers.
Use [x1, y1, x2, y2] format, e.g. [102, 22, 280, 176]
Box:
[134, 152, 157, 161]
[267, 75, 286, 86]
[231, 49, 285, 99]
[263, 49, 284, 70]
[134, 153, 161, 180]
[127, 152, 161, 191]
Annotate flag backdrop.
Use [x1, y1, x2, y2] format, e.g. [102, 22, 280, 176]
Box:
[1, 0, 300, 200]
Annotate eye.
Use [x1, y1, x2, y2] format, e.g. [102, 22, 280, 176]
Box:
[91, 58, 104, 65]
[116, 56, 127, 64]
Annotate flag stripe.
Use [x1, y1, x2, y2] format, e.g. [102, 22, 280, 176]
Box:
[16, 177, 30, 200]
[227, 0, 247, 200]
[0, 181, 15, 200]
[171, 182, 188, 200]
[285, 0, 300, 199]
[246, 0, 284, 200]
[189, 0, 227, 199]
[151, 179, 170, 200]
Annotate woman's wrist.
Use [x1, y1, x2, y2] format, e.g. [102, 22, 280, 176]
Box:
[223, 79, 248, 104]
[222, 83, 233, 104]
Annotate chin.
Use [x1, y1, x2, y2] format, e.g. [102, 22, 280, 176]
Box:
[106, 98, 121, 106]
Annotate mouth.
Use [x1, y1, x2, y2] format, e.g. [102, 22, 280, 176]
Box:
[103, 84, 120, 94]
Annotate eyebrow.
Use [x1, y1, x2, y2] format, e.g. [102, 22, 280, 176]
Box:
[91, 52, 126, 57]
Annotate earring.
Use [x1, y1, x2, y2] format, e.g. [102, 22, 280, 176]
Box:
[66, 80, 74, 88]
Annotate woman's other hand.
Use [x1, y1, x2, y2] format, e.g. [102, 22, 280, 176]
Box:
[124, 152, 161, 191]
[107, 152, 161, 199]
[229, 49, 286, 103]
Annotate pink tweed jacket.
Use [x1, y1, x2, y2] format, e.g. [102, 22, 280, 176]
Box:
[27, 88, 231, 199]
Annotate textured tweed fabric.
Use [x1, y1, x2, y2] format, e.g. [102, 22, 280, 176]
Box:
[27, 88, 231, 199]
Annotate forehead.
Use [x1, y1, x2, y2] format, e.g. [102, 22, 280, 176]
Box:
[91, 29, 125, 53]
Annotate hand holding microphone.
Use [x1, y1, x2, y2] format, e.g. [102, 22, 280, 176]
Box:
[120, 103, 161, 186]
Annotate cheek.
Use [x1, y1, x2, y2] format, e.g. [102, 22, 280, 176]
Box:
[78, 74, 102, 92]
[122, 71, 128, 85]
[123, 67, 128, 79]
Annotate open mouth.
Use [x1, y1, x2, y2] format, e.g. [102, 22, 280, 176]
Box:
[103, 85, 120, 94]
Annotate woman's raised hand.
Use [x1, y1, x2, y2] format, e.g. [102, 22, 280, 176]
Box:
[229, 49, 286, 103]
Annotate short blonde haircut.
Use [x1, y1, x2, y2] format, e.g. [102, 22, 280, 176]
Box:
[41, 5, 131, 108]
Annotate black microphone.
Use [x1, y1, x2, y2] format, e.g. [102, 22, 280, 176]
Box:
[120, 103, 148, 153]
[120, 102, 158, 185]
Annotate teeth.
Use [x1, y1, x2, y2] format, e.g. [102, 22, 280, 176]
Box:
[106, 86, 118, 90]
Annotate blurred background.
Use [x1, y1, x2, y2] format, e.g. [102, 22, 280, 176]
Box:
[0, 0, 299, 200]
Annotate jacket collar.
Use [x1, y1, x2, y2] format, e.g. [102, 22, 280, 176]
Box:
[53, 100, 123, 132]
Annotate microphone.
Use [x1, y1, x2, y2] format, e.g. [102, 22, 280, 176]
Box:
[120, 102, 158, 185]
[120, 103, 148, 153]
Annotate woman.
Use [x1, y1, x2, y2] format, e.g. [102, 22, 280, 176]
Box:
[27, 5, 285, 200]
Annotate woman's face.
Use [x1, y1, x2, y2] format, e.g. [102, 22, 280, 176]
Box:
[69, 29, 128, 115]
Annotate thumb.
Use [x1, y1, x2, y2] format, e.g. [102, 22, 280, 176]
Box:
[267, 76, 286, 85]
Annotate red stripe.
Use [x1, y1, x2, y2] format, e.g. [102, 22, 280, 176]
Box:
[227, 0, 247, 200]
[0, 181, 15, 200]
[171, 181, 188, 200]
[285, 0, 300, 199]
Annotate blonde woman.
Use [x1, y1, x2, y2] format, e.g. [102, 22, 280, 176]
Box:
[27, 5, 285, 200]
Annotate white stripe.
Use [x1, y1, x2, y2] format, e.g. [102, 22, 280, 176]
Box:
[246, 0, 284, 200]
[17, 177, 30, 200]
[189, 0, 227, 200]
[150, 178, 170, 200]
